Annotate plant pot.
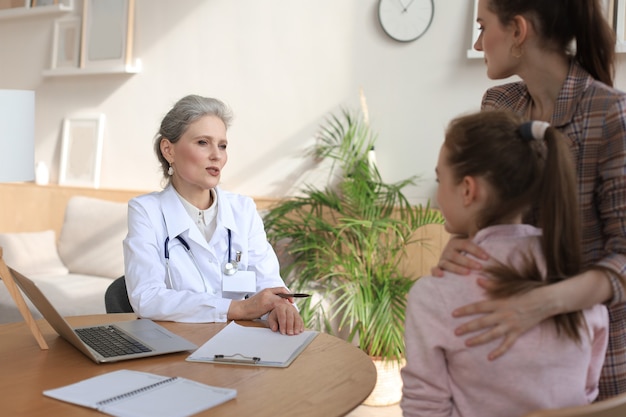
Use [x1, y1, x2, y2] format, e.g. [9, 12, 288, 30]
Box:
[362, 357, 405, 406]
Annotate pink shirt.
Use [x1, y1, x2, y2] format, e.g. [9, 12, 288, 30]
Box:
[401, 224, 609, 417]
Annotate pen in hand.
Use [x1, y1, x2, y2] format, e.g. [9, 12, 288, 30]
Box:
[278, 293, 311, 298]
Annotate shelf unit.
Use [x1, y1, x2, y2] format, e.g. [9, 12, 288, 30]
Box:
[0, 3, 73, 20]
[1, 0, 142, 77]
[42, 59, 142, 77]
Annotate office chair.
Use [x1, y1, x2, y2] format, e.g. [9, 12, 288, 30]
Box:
[522, 392, 626, 417]
[104, 276, 134, 313]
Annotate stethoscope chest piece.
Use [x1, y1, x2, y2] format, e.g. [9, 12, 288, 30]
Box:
[223, 250, 242, 276]
[223, 261, 237, 276]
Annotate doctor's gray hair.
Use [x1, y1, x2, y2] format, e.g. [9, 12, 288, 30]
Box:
[154, 95, 233, 180]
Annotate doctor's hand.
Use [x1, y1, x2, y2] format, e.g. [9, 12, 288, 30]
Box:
[227, 288, 304, 334]
[268, 302, 304, 335]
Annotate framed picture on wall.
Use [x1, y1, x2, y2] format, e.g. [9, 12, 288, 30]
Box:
[466, 0, 481, 58]
[59, 114, 105, 188]
[31, 0, 58, 6]
[81, 0, 135, 69]
[471, 0, 479, 44]
[0, 0, 28, 9]
[51, 17, 81, 69]
[616, 0, 626, 45]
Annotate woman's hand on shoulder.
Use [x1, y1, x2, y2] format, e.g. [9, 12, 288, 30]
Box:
[431, 235, 489, 277]
[453, 278, 553, 360]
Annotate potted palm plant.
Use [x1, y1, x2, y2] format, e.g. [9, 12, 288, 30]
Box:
[264, 106, 444, 405]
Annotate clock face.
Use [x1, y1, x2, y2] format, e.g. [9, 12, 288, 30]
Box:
[378, 0, 434, 42]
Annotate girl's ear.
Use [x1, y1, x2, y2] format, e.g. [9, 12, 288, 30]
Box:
[461, 175, 478, 207]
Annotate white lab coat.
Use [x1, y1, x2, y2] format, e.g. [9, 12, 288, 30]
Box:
[123, 185, 287, 323]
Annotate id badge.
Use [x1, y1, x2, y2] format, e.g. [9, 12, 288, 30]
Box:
[222, 270, 256, 293]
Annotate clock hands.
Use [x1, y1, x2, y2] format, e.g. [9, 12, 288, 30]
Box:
[401, 0, 416, 12]
[396, 0, 415, 13]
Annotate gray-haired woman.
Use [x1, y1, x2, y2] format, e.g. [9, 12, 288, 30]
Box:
[123, 95, 304, 334]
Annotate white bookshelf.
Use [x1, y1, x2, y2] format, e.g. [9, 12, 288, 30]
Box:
[0, 1, 73, 20]
[43, 59, 142, 77]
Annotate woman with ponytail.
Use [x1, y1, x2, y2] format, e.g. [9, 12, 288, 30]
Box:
[401, 110, 609, 417]
[432, 0, 626, 399]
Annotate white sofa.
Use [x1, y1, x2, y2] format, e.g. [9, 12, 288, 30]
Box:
[0, 196, 128, 324]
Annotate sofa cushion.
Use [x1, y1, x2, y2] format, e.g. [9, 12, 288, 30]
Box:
[0, 273, 111, 323]
[0, 230, 69, 276]
[58, 196, 127, 279]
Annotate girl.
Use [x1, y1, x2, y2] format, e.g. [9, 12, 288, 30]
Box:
[401, 110, 608, 417]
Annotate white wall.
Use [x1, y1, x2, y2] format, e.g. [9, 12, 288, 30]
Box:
[1, 0, 625, 205]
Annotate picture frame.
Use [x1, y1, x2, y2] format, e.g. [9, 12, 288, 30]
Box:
[0, 0, 28, 10]
[59, 114, 105, 188]
[470, 0, 479, 46]
[616, 0, 626, 46]
[31, 0, 58, 6]
[80, 0, 135, 70]
[466, 0, 481, 58]
[50, 17, 81, 69]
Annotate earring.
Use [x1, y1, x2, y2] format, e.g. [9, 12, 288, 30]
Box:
[511, 44, 523, 59]
[168, 165, 174, 176]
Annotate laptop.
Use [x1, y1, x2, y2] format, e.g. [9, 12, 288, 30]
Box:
[11, 268, 198, 363]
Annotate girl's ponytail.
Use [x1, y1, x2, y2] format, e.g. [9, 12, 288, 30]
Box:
[485, 120, 585, 342]
[534, 123, 582, 279]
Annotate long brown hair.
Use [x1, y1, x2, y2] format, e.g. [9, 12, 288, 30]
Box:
[488, 0, 616, 86]
[444, 110, 585, 342]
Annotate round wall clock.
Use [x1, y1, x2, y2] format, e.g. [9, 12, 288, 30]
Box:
[378, 0, 434, 42]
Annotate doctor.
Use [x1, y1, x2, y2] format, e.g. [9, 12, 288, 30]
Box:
[123, 95, 304, 335]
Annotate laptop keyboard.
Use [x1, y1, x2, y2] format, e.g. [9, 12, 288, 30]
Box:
[75, 325, 153, 358]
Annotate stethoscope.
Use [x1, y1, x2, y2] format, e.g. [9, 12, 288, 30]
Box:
[222, 229, 242, 276]
[163, 229, 241, 290]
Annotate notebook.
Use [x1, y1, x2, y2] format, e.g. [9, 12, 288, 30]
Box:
[187, 321, 318, 367]
[43, 369, 237, 417]
[11, 268, 197, 363]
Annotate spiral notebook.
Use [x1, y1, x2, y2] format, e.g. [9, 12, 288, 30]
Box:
[43, 370, 237, 417]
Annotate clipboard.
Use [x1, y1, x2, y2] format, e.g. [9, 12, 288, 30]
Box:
[186, 321, 318, 367]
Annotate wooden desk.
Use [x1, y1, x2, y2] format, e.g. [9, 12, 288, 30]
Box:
[0, 314, 376, 416]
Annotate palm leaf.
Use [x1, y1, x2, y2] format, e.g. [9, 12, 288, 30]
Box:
[265, 107, 444, 363]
